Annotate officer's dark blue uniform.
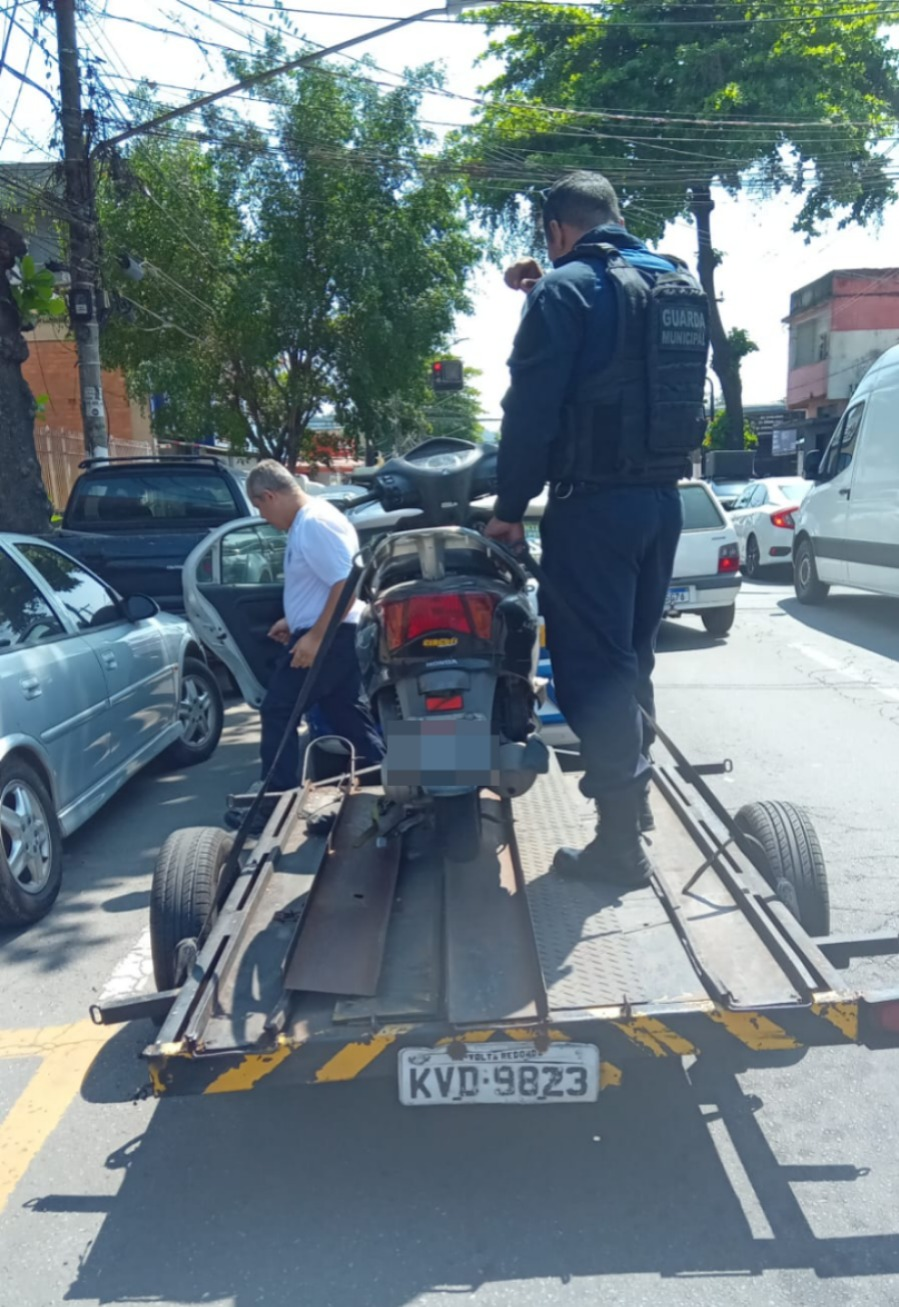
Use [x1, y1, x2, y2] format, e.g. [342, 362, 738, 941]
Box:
[495, 224, 684, 806]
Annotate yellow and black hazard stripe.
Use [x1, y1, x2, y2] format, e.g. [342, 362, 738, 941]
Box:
[146, 998, 862, 1098]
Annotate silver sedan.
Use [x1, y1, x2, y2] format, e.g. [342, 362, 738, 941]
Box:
[0, 534, 224, 927]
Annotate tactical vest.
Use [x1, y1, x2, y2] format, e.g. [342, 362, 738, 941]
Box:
[549, 243, 709, 488]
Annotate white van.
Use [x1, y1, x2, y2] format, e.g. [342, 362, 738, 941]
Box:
[793, 344, 899, 604]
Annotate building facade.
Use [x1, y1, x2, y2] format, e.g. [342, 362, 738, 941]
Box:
[785, 268, 899, 418]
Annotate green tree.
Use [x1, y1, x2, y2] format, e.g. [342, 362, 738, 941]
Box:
[458, 0, 899, 448]
[98, 64, 481, 467]
[703, 409, 757, 451]
[423, 361, 485, 444]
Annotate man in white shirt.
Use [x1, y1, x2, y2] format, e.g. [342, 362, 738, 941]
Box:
[239, 460, 384, 816]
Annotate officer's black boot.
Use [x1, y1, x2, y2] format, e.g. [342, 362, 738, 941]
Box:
[554, 787, 653, 888]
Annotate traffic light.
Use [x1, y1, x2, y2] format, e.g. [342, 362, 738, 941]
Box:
[431, 359, 464, 393]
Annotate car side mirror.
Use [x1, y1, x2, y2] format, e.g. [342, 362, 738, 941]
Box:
[803, 449, 823, 480]
[122, 593, 160, 622]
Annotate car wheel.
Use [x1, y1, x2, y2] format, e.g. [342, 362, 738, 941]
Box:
[794, 538, 829, 605]
[0, 758, 63, 927]
[744, 535, 762, 578]
[736, 800, 829, 937]
[701, 604, 735, 637]
[166, 658, 224, 768]
[150, 826, 233, 989]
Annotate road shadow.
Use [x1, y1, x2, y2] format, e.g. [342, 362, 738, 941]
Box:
[657, 619, 722, 652]
[779, 594, 899, 664]
[742, 564, 794, 587]
[34, 1051, 899, 1304]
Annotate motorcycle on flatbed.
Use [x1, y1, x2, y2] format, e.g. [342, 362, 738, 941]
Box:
[91, 438, 899, 1109]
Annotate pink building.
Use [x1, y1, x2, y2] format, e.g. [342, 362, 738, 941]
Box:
[785, 268, 899, 418]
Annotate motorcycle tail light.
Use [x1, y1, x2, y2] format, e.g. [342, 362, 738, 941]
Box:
[380, 592, 498, 650]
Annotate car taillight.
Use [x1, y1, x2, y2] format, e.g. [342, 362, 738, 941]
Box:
[770, 507, 798, 529]
[380, 592, 498, 650]
[718, 543, 740, 574]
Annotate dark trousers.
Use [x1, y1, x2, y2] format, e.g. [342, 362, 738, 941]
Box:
[260, 624, 384, 791]
[540, 486, 683, 799]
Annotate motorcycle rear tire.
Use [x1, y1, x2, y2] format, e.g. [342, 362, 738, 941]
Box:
[435, 791, 482, 863]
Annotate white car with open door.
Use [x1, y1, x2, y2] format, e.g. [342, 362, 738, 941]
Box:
[182, 520, 289, 708]
[729, 476, 811, 578]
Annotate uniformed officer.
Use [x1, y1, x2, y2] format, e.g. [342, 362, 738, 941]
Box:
[485, 171, 708, 887]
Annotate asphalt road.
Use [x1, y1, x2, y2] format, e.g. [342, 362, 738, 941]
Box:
[2, 573, 899, 1307]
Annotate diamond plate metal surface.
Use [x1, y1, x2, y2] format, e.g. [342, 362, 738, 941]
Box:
[513, 757, 683, 1010]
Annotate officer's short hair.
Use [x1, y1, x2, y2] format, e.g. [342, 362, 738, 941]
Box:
[246, 459, 298, 499]
[542, 171, 622, 232]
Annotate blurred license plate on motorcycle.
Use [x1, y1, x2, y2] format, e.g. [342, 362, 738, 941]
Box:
[385, 719, 498, 786]
[398, 1043, 600, 1106]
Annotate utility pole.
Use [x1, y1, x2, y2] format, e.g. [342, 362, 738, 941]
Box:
[54, 0, 108, 458]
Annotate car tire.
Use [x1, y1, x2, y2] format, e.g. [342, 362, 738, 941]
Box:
[0, 757, 63, 928]
[166, 658, 224, 768]
[701, 604, 736, 637]
[744, 534, 762, 578]
[735, 800, 829, 937]
[794, 538, 829, 605]
[150, 826, 233, 990]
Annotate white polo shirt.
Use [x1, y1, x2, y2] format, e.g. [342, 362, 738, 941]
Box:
[283, 498, 362, 632]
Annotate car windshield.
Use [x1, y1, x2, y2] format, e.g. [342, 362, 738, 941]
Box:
[681, 484, 726, 530]
[711, 481, 748, 499]
[776, 480, 811, 504]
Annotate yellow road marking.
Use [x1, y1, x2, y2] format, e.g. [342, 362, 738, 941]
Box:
[812, 1001, 859, 1041]
[708, 1009, 800, 1051]
[0, 1020, 112, 1216]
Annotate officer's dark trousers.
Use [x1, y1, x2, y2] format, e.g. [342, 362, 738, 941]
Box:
[540, 486, 683, 800]
[260, 624, 384, 791]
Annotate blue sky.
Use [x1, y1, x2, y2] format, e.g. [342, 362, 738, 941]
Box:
[4, 0, 899, 422]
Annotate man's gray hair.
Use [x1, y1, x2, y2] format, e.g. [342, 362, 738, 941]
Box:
[246, 459, 298, 499]
[542, 171, 622, 232]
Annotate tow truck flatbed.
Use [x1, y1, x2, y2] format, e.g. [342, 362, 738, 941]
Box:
[93, 735, 899, 1102]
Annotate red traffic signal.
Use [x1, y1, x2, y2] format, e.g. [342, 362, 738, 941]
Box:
[430, 359, 464, 392]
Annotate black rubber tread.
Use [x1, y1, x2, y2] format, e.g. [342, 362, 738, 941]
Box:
[165, 658, 224, 768]
[735, 800, 830, 937]
[435, 791, 483, 864]
[150, 826, 233, 989]
[793, 538, 830, 606]
[0, 757, 63, 928]
[701, 604, 736, 637]
[744, 535, 761, 578]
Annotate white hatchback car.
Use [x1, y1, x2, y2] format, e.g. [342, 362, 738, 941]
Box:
[729, 476, 812, 578]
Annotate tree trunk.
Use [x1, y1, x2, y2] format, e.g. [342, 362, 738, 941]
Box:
[691, 186, 745, 450]
[0, 225, 52, 532]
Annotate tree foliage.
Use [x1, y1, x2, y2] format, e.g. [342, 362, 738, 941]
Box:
[0, 224, 52, 532]
[422, 361, 485, 444]
[98, 63, 482, 466]
[457, 0, 899, 445]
